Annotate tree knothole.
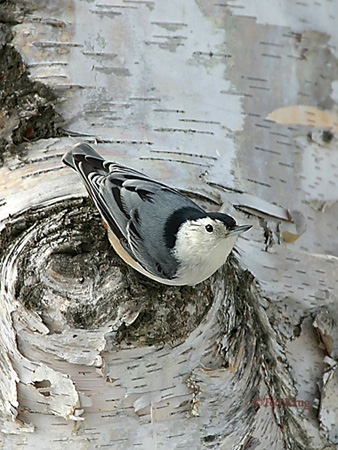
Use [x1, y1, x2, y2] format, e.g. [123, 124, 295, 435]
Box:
[1, 198, 218, 350]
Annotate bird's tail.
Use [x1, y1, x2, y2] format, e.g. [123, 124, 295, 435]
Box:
[62, 143, 104, 170]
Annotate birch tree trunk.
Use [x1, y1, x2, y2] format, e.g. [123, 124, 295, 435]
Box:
[1, 0, 338, 448]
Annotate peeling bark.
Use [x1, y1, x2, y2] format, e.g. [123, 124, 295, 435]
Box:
[1, 0, 338, 448]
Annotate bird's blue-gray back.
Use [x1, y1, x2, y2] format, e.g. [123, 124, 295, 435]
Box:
[102, 173, 202, 279]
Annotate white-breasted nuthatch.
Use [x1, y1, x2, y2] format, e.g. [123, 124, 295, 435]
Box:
[62, 143, 251, 286]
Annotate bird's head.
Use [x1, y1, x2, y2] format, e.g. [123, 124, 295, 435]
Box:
[176, 212, 251, 253]
[165, 208, 251, 281]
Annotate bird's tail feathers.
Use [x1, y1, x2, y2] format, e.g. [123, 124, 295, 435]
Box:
[62, 143, 104, 170]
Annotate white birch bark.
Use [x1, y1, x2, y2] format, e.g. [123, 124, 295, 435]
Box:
[1, 0, 337, 448]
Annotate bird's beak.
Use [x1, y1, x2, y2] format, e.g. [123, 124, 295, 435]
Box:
[227, 224, 252, 237]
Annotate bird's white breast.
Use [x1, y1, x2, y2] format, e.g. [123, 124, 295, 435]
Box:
[173, 233, 237, 286]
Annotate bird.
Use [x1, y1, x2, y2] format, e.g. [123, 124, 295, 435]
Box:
[62, 143, 251, 286]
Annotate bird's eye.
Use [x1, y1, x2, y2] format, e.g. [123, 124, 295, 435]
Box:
[205, 224, 213, 233]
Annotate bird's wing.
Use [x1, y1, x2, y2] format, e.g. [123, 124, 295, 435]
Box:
[63, 144, 201, 280]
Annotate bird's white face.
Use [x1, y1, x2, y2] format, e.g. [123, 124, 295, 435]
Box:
[173, 217, 238, 285]
[184, 216, 233, 247]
